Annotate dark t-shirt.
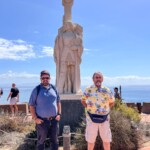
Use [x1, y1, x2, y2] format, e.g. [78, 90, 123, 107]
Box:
[114, 92, 121, 99]
[11, 88, 19, 98]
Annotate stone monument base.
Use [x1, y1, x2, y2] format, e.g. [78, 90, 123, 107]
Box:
[59, 94, 85, 135]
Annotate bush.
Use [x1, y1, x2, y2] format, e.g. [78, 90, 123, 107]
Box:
[113, 98, 141, 122]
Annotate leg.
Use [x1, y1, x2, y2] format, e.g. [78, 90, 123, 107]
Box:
[85, 120, 98, 150]
[14, 103, 18, 115]
[99, 117, 112, 150]
[58, 62, 67, 94]
[10, 105, 14, 116]
[36, 120, 49, 150]
[70, 65, 75, 93]
[88, 142, 95, 150]
[103, 142, 110, 150]
[64, 79, 68, 93]
[49, 119, 59, 150]
[67, 65, 71, 93]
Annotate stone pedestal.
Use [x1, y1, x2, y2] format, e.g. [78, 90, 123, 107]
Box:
[59, 94, 85, 135]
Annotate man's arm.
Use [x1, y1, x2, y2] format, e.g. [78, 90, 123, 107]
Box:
[29, 106, 37, 120]
[57, 102, 61, 115]
[109, 101, 115, 108]
[55, 102, 61, 121]
[7, 92, 12, 101]
[81, 100, 87, 108]
[81, 89, 88, 108]
[29, 106, 43, 124]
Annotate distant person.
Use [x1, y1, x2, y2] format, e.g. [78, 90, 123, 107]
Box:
[7, 83, 19, 115]
[114, 87, 121, 100]
[0, 88, 3, 98]
[29, 70, 61, 150]
[81, 72, 115, 150]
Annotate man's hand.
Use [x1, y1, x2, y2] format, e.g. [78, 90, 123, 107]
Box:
[35, 118, 43, 124]
[55, 115, 61, 121]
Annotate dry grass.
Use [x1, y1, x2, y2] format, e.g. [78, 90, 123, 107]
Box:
[0, 112, 35, 149]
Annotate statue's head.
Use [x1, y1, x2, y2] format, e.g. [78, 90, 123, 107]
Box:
[62, 0, 73, 5]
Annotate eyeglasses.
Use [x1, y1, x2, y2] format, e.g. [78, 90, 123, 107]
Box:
[41, 77, 50, 80]
[95, 76, 102, 79]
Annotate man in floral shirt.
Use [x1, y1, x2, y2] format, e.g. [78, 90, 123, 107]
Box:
[81, 72, 115, 150]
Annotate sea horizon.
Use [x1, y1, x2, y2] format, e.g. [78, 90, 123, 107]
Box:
[0, 84, 150, 105]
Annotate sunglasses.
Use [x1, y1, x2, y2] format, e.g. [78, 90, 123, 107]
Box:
[41, 77, 50, 80]
[95, 76, 102, 79]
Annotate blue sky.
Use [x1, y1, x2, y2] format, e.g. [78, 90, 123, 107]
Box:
[0, 0, 150, 87]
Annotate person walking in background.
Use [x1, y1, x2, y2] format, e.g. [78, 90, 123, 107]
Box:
[114, 87, 121, 100]
[0, 87, 3, 98]
[81, 72, 115, 150]
[7, 83, 19, 116]
[29, 70, 61, 150]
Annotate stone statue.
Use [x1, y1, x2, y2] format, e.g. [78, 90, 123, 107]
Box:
[62, 0, 74, 24]
[54, 22, 83, 94]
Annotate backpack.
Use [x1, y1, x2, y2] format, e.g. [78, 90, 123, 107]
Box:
[35, 84, 57, 105]
[0, 88, 3, 95]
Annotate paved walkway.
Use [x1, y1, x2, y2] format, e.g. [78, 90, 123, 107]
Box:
[140, 113, 150, 123]
[139, 140, 150, 150]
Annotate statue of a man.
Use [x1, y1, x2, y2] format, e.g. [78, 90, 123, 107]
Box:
[54, 22, 83, 94]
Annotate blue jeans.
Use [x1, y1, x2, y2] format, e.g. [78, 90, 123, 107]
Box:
[36, 119, 59, 150]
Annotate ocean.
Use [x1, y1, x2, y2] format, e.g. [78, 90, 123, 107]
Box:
[0, 85, 150, 104]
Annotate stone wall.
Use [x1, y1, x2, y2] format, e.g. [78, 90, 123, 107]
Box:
[126, 102, 150, 114]
[0, 103, 29, 115]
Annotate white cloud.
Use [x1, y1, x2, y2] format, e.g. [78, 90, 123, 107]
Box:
[0, 71, 39, 79]
[0, 71, 55, 86]
[1, 71, 150, 87]
[41, 46, 54, 57]
[0, 38, 35, 60]
[81, 75, 150, 86]
[84, 48, 90, 51]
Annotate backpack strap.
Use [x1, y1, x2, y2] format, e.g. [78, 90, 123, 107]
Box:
[35, 85, 41, 105]
[50, 84, 57, 95]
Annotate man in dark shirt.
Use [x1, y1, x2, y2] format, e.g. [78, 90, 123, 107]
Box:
[7, 83, 19, 116]
[0, 88, 3, 98]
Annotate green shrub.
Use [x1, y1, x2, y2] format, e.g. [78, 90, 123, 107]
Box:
[113, 98, 140, 122]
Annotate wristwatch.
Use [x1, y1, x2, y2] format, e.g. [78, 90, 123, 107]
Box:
[57, 113, 61, 116]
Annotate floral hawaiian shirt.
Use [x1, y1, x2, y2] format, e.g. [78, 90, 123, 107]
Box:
[81, 85, 115, 117]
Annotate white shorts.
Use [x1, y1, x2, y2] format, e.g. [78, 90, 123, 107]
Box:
[85, 117, 112, 143]
[10, 97, 18, 105]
